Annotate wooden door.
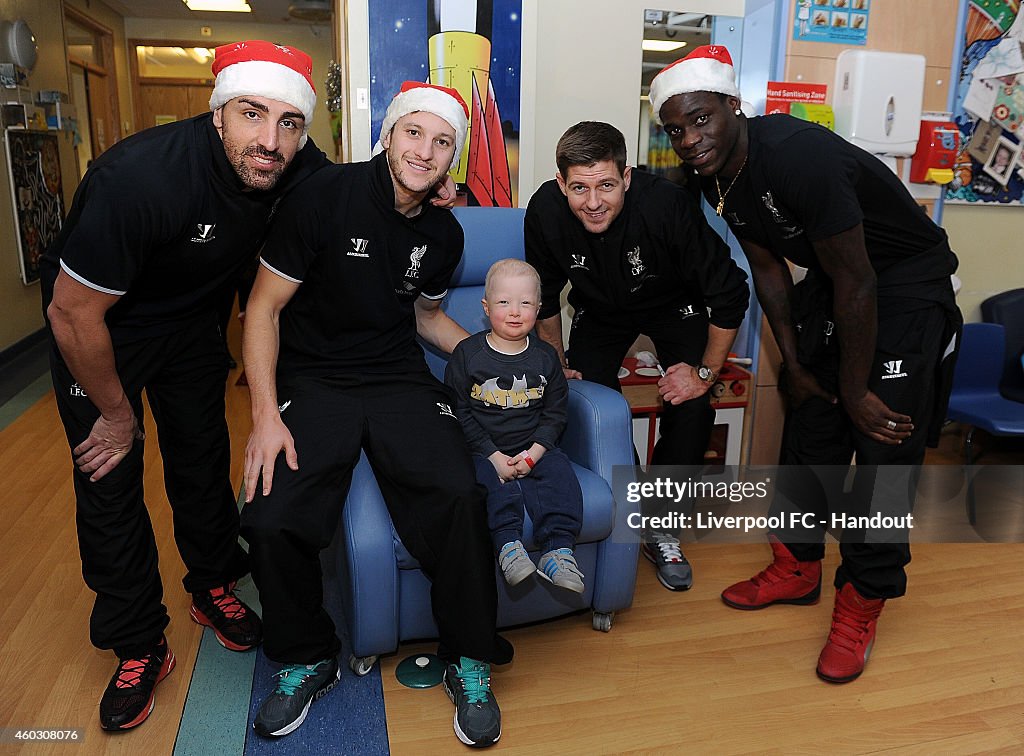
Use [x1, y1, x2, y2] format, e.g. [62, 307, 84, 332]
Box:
[85, 71, 111, 156]
[138, 83, 212, 129]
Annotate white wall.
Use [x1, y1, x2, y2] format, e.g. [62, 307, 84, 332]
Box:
[943, 204, 1024, 321]
[124, 18, 336, 158]
[518, 0, 745, 204]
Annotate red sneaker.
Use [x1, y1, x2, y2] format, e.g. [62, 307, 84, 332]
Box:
[190, 581, 262, 651]
[99, 636, 176, 730]
[721, 536, 821, 609]
[816, 582, 886, 683]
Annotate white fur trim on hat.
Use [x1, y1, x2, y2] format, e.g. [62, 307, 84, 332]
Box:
[210, 60, 317, 148]
[649, 45, 741, 123]
[378, 84, 469, 171]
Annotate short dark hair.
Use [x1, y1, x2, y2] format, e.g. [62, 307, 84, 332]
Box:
[555, 121, 627, 178]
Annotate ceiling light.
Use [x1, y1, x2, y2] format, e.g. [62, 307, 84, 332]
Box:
[182, 0, 252, 12]
[642, 40, 687, 53]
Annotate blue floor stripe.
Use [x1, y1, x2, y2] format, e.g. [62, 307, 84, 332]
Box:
[243, 558, 390, 756]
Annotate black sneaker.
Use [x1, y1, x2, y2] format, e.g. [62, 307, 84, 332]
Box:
[253, 658, 340, 737]
[642, 532, 693, 591]
[190, 581, 262, 651]
[443, 657, 501, 748]
[99, 636, 176, 730]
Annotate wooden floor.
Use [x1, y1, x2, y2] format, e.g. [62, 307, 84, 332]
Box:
[1, 361, 1022, 755]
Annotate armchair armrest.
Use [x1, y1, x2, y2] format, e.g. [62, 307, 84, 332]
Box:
[335, 452, 401, 658]
[562, 380, 640, 614]
[562, 380, 634, 482]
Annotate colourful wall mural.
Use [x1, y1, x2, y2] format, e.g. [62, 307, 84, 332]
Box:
[369, 0, 523, 207]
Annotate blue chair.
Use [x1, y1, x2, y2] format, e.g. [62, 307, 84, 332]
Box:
[946, 322, 1024, 523]
[980, 288, 1024, 403]
[333, 207, 639, 674]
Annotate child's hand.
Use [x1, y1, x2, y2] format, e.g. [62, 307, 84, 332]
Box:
[489, 451, 517, 482]
[508, 446, 545, 478]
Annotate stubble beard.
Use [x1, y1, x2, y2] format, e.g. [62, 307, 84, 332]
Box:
[222, 128, 286, 191]
[387, 148, 443, 197]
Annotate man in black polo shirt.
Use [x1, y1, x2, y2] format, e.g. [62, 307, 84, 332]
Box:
[241, 81, 509, 748]
[651, 45, 962, 683]
[41, 41, 330, 731]
[525, 121, 750, 591]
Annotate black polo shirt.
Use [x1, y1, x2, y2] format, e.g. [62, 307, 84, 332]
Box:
[260, 152, 464, 377]
[525, 169, 749, 327]
[701, 115, 955, 287]
[40, 113, 328, 344]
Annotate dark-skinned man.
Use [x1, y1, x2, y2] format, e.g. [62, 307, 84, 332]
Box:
[650, 45, 961, 683]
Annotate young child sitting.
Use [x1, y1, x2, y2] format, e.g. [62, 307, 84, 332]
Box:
[445, 259, 585, 592]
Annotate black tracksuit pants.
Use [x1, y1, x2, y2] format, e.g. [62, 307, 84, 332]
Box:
[474, 446, 583, 554]
[49, 314, 248, 657]
[240, 372, 505, 666]
[775, 303, 951, 599]
[566, 305, 715, 529]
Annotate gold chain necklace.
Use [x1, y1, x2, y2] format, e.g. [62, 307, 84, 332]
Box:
[714, 156, 747, 216]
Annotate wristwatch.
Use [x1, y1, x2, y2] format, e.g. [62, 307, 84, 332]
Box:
[696, 364, 717, 384]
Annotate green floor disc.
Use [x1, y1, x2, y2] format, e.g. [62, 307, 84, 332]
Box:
[395, 653, 445, 688]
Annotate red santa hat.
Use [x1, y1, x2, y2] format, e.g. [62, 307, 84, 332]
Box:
[209, 40, 317, 147]
[649, 44, 741, 121]
[379, 81, 470, 170]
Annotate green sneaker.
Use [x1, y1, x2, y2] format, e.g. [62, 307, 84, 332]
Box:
[253, 658, 340, 737]
[443, 657, 501, 747]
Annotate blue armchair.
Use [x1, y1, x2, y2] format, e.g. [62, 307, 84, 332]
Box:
[333, 207, 638, 674]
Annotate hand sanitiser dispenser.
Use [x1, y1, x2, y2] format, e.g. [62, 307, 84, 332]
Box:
[832, 50, 926, 158]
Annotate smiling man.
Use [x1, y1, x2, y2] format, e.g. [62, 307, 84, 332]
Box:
[651, 44, 963, 683]
[239, 81, 511, 747]
[40, 41, 330, 731]
[525, 121, 749, 592]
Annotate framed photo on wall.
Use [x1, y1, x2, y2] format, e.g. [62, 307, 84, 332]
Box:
[4, 129, 64, 285]
[982, 135, 1021, 186]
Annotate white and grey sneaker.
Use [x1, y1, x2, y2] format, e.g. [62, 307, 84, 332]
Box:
[642, 532, 693, 591]
[498, 540, 536, 586]
[536, 548, 585, 593]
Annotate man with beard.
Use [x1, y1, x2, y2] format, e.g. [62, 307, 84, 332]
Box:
[241, 81, 510, 747]
[650, 45, 961, 683]
[41, 41, 331, 732]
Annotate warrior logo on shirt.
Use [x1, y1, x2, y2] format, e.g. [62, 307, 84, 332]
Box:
[349, 238, 370, 257]
[881, 360, 908, 380]
[406, 245, 427, 278]
[570, 253, 588, 271]
[191, 224, 216, 243]
[627, 246, 644, 276]
[678, 305, 697, 319]
[472, 374, 546, 409]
